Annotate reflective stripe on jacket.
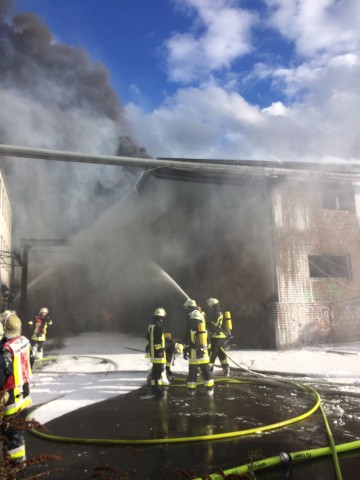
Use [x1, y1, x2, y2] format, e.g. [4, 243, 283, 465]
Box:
[208, 309, 226, 339]
[1, 336, 32, 415]
[188, 320, 210, 365]
[148, 320, 165, 364]
[29, 315, 52, 342]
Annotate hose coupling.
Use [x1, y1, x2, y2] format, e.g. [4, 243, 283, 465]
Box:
[279, 452, 291, 464]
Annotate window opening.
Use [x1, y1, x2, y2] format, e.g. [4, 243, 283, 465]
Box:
[308, 254, 351, 279]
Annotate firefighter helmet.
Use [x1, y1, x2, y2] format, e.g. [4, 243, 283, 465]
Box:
[206, 297, 219, 308]
[184, 298, 197, 308]
[174, 342, 184, 355]
[4, 313, 22, 339]
[0, 310, 13, 323]
[153, 307, 166, 318]
[39, 307, 49, 315]
[190, 310, 203, 321]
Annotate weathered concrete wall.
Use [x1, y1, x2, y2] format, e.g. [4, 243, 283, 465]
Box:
[271, 179, 360, 348]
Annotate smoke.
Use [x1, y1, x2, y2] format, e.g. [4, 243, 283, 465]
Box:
[0, 0, 148, 245]
[0, 0, 172, 334]
[0, 2, 275, 347]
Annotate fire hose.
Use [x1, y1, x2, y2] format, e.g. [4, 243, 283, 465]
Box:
[28, 352, 359, 480]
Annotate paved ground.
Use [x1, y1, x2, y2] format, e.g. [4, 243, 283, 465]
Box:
[24, 371, 360, 480]
[19, 334, 360, 479]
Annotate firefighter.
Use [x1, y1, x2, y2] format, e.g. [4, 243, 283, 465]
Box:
[28, 307, 53, 359]
[183, 309, 214, 396]
[0, 285, 14, 313]
[147, 308, 167, 395]
[206, 297, 232, 377]
[145, 333, 183, 384]
[0, 313, 33, 467]
[0, 321, 6, 381]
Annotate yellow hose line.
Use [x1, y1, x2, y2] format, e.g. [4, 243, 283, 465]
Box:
[223, 348, 345, 480]
[29, 376, 321, 446]
[192, 439, 360, 479]
[29, 349, 348, 480]
[319, 403, 343, 480]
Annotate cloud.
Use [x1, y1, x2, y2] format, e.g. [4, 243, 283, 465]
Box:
[124, 0, 360, 163]
[165, 0, 257, 82]
[265, 0, 360, 57]
[126, 54, 360, 162]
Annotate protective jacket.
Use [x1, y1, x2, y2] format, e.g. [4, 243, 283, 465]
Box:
[147, 318, 165, 365]
[1, 336, 32, 415]
[0, 345, 7, 388]
[207, 304, 226, 339]
[29, 314, 52, 342]
[185, 310, 210, 365]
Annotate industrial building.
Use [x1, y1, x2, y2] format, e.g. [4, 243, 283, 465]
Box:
[136, 159, 360, 349]
[0, 166, 12, 291]
[1, 144, 360, 350]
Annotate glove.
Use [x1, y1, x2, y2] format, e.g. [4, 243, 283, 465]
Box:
[183, 348, 189, 360]
[226, 331, 233, 339]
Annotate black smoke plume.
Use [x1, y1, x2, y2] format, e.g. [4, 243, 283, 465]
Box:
[0, 0, 168, 334]
[0, 0, 149, 243]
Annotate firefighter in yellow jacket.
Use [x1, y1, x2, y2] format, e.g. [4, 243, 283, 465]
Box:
[28, 307, 53, 359]
[147, 308, 167, 395]
[183, 309, 214, 396]
[206, 297, 232, 376]
[0, 313, 34, 466]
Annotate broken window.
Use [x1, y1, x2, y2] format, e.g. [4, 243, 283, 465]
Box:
[322, 184, 355, 212]
[308, 255, 352, 279]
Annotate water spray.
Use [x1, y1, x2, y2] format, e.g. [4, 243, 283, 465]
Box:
[150, 262, 189, 299]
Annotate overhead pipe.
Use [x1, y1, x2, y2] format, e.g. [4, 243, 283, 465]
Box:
[0, 143, 360, 181]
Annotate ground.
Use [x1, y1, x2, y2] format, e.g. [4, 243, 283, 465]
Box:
[19, 333, 360, 479]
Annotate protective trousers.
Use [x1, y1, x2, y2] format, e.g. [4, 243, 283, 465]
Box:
[1, 410, 27, 465]
[151, 363, 165, 393]
[209, 337, 229, 373]
[187, 363, 214, 394]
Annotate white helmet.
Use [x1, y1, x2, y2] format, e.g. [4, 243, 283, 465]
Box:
[184, 299, 197, 308]
[39, 307, 49, 315]
[190, 310, 203, 321]
[206, 298, 219, 308]
[153, 307, 166, 318]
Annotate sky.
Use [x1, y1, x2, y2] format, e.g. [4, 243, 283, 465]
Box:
[12, 0, 360, 162]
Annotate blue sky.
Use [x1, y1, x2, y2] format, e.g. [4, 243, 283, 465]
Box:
[7, 0, 360, 161]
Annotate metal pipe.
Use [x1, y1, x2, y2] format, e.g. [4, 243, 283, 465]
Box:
[1, 143, 360, 181]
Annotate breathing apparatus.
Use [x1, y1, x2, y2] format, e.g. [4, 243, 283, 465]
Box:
[224, 311, 233, 332]
[190, 310, 208, 348]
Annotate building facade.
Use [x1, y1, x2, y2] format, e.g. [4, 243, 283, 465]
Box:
[0, 167, 12, 289]
[137, 161, 360, 349]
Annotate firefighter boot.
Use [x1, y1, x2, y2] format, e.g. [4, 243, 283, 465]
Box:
[165, 366, 173, 382]
[223, 365, 230, 377]
[206, 387, 214, 397]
